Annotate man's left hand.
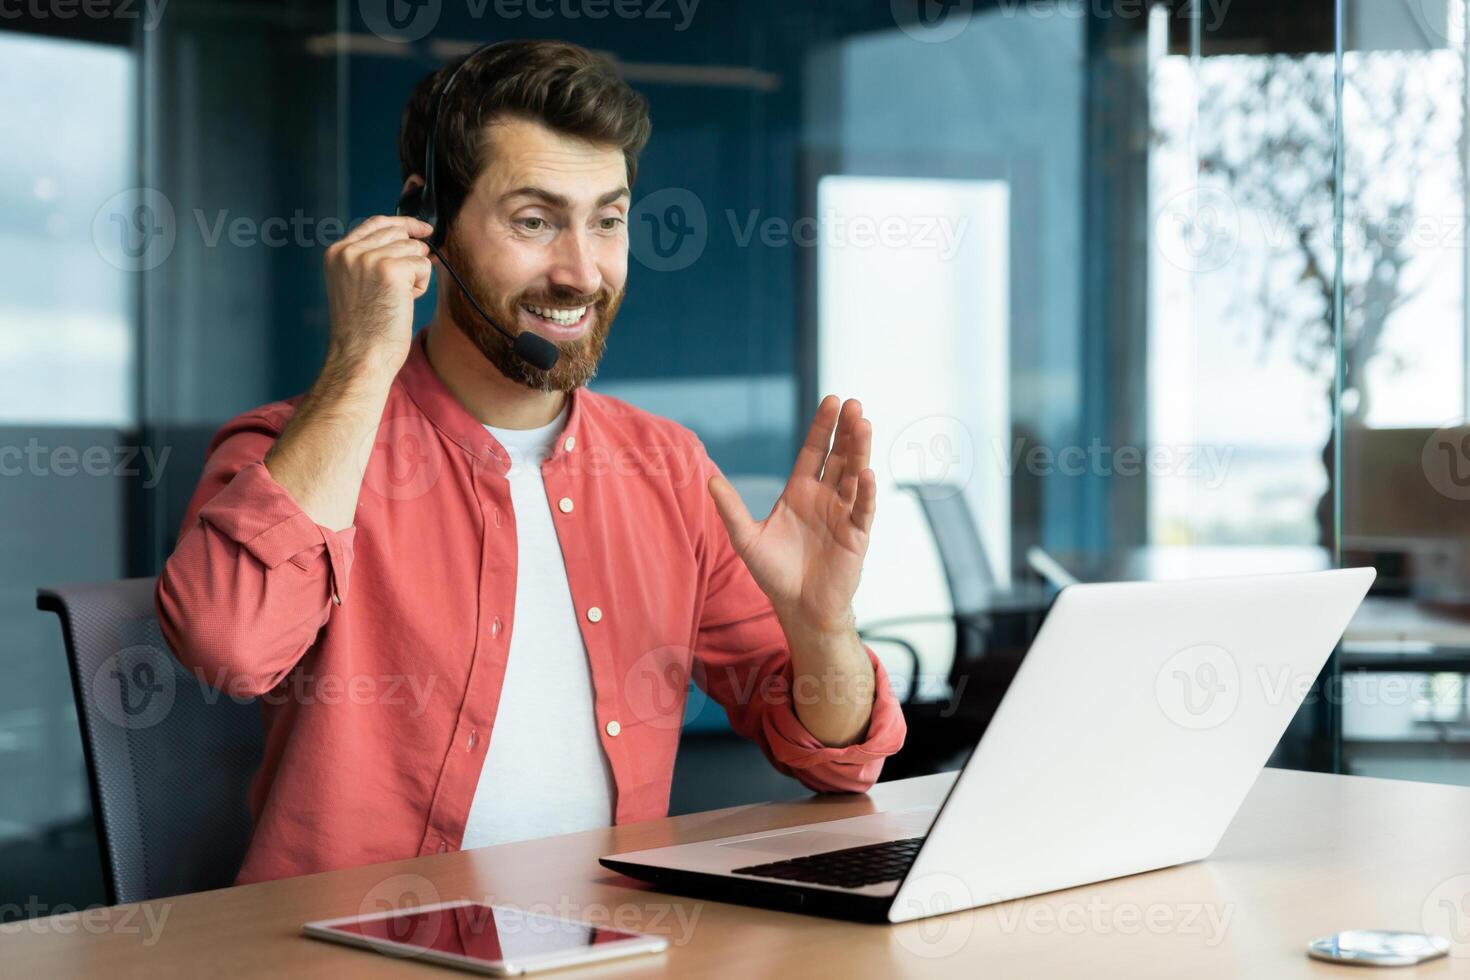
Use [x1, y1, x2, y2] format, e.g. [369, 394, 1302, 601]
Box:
[707, 394, 876, 636]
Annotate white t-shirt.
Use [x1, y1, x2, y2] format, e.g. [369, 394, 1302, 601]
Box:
[460, 403, 616, 849]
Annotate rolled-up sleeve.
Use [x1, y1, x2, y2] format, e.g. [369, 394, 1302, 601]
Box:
[155, 411, 355, 698]
[689, 445, 906, 794]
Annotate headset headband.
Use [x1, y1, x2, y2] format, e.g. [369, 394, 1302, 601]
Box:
[404, 40, 507, 245]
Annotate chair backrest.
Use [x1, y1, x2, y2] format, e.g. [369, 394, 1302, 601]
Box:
[37, 578, 263, 905]
[897, 483, 996, 617]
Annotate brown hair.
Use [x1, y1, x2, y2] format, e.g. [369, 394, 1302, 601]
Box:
[398, 39, 651, 237]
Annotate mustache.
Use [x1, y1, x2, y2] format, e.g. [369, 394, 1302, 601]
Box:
[516, 288, 614, 309]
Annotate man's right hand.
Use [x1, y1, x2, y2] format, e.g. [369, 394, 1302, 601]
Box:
[262, 214, 434, 532]
[322, 215, 435, 375]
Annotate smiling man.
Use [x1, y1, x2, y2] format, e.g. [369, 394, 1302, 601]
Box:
[155, 39, 905, 885]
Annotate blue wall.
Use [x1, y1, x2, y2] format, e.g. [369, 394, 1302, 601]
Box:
[338, 3, 898, 476]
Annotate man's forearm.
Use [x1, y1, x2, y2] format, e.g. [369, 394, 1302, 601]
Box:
[780, 613, 876, 748]
[264, 351, 396, 531]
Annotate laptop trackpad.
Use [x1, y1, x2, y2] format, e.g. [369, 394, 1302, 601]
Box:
[717, 830, 872, 857]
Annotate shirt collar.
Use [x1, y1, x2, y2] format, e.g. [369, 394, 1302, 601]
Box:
[396, 328, 587, 473]
[483, 400, 569, 461]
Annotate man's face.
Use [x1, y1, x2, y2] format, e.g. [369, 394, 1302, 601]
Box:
[440, 115, 630, 393]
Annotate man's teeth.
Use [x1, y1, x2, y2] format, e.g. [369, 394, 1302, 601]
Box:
[524, 304, 588, 326]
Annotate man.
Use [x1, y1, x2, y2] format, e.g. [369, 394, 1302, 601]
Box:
[156, 39, 905, 885]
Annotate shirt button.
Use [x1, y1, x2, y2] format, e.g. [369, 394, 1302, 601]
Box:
[563, 436, 576, 452]
[437, 842, 448, 854]
[491, 617, 502, 638]
[558, 497, 574, 514]
[466, 730, 478, 752]
[605, 720, 621, 737]
[586, 606, 603, 623]
[494, 509, 502, 527]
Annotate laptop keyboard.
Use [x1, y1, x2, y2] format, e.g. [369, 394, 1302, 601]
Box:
[730, 836, 925, 889]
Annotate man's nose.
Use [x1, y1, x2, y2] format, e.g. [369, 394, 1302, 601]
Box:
[549, 227, 602, 297]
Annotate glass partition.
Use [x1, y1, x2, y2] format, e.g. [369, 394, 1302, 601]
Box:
[1338, 0, 1470, 784]
[9, 0, 1470, 919]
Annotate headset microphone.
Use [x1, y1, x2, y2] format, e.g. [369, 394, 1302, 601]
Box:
[397, 41, 562, 373]
[423, 238, 561, 372]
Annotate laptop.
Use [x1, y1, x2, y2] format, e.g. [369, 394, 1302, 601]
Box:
[600, 568, 1376, 924]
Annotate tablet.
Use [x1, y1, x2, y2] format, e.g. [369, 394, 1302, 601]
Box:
[303, 900, 670, 976]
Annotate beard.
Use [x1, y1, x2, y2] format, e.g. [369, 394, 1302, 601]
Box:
[441, 237, 622, 393]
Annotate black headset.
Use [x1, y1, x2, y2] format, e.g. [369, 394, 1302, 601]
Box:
[398, 41, 560, 371]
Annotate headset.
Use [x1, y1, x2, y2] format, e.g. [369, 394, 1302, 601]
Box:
[397, 41, 561, 372]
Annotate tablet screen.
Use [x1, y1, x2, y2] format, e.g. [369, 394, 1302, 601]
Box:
[321, 902, 646, 965]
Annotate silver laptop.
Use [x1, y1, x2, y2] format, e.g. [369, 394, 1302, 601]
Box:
[600, 568, 1376, 923]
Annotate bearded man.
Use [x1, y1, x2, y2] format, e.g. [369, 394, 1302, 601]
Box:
[156, 39, 905, 885]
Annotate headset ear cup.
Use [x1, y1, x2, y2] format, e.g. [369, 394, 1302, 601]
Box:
[395, 185, 419, 217]
[396, 184, 439, 240]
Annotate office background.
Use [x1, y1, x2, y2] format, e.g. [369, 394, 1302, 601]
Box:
[3, 0, 1469, 919]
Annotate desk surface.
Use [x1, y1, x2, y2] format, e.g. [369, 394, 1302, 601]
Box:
[7, 769, 1470, 978]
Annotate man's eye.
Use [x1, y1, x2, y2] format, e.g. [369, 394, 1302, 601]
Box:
[519, 217, 547, 232]
[599, 217, 625, 231]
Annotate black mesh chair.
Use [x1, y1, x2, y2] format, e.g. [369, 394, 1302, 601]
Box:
[36, 578, 263, 904]
[861, 484, 1052, 779]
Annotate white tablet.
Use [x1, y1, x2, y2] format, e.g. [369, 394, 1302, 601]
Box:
[303, 900, 670, 976]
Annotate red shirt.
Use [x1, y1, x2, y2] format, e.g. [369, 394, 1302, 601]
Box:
[156, 331, 906, 884]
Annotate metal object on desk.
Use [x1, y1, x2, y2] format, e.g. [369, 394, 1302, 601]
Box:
[1307, 930, 1450, 967]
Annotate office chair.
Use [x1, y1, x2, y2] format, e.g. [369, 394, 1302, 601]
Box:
[36, 578, 263, 904]
[861, 484, 1050, 779]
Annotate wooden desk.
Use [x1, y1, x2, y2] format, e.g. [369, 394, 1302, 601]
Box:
[7, 769, 1470, 977]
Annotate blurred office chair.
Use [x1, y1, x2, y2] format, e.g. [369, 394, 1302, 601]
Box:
[36, 578, 263, 904]
[861, 483, 1050, 779]
[859, 483, 1001, 690]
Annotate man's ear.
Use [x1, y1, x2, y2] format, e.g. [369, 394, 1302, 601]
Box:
[397, 175, 431, 226]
